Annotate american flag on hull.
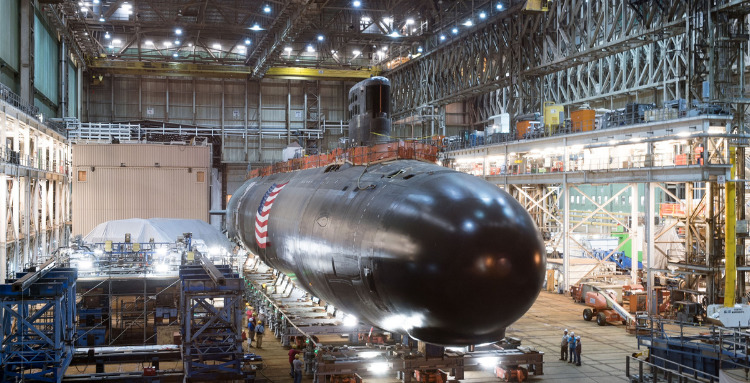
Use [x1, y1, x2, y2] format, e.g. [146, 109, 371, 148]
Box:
[255, 182, 288, 248]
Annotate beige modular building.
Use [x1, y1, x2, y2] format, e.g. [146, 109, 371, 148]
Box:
[72, 143, 210, 237]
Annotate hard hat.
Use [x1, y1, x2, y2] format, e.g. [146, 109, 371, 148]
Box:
[570, 332, 574, 335]
[258, 321, 262, 325]
[294, 354, 300, 359]
[564, 329, 568, 332]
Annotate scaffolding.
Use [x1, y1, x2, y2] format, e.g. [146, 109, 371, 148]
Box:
[0, 267, 77, 382]
[179, 261, 244, 380]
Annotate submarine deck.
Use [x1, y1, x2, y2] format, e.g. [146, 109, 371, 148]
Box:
[253, 291, 636, 382]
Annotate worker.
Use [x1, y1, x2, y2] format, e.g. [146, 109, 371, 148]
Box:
[560, 329, 569, 361]
[288, 348, 303, 377]
[567, 331, 576, 363]
[247, 317, 256, 346]
[242, 330, 248, 353]
[255, 321, 265, 348]
[292, 353, 304, 383]
[575, 336, 582, 366]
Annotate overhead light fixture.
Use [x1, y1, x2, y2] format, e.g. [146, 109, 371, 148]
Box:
[284, 46, 293, 52]
[417, 46, 423, 52]
[307, 45, 315, 52]
[353, 49, 361, 56]
[112, 39, 121, 45]
[496, 3, 503, 10]
[463, 19, 473, 26]
[163, 41, 172, 47]
[317, 34, 324, 41]
[188, 42, 193, 47]
[383, 17, 392, 24]
[80, 6, 88, 13]
[250, 24, 262, 31]
[361, 16, 370, 22]
[173, 52, 178, 57]
[439, 34, 446, 41]
[263, 5, 271, 13]
[405, 18, 415, 25]
[389, 31, 399, 37]
[108, 44, 113, 49]
[175, 28, 182, 35]
[99, 16, 105, 22]
[353, 0, 361, 7]
[145, 40, 153, 46]
[451, 27, 458, 34]
[212, 43, 221, 49]
[244, 38, 251, 45]
[104, 31, 111, 39]
[479, 11, 487, 19]
[175, 40, 180, 45]
[93, 0, 99, 3]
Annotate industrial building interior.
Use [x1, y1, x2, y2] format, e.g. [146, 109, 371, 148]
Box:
[0, 0, 749, 382]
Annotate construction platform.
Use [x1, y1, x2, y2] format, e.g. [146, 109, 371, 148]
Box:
[243, 254, 639, 382]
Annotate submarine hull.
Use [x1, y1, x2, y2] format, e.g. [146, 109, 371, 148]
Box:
[228, 160, 545, 346]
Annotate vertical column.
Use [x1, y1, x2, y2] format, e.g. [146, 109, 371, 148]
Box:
[11, 179, 19, 272]
[0, 174, 6, 283]
[40, 181, 47, 258]
[646, 182, 656, 315]
[725, 147, 737, 307]
[630, 183, 639, 285]
[563, 179, 570, 292]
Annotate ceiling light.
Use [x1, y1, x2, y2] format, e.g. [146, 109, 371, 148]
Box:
[353, 49, 361, 55]
[145, 40, 153, 45]
[121, 3, 132, 10]
[163, 41, 172, 47]
[245, 38, 251, 45]
[405, 18, 415, 25]
[174, 40, 181, 45]
[104, 31, 111, 39]
[188, 42, 193, 46]
[307, 45, 315, 52]
[251, 24, 262, 31]
[439, 34, 446, 41]
[175, 28, 182, 35]
[173, 52, 178, 57]
[353, 0, 361, 7]
[361, 16, 370, 22]
[212, 43, 221, 49]
[263, 5, 271, 13]
[80, 6, 87, 12]
[238, 46, 246, 51]
[383, 17, 392, 24]
[284, 46, 293, 52]
[93, 0, 99, 3]
[496, 3, 503, 10]
[451, 27, 458, 34]
[317, 34, 324, 41]
[112, 39, 121, 45]
[389, 31, 399, 37]
[99, 16, 105, 22]
[108, 44, 113, 49]
[417, 46, 423, 52]
[479, 11, 487, 19]
[463, 19, 473, 26]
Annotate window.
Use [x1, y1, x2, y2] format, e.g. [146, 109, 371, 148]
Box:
[78, 170, 87, 182]
[197, 171, 205, 183]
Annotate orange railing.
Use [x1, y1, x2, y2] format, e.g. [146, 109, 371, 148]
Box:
[248, 141, 439, 179]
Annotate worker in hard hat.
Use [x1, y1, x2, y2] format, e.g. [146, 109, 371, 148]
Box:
[559, 329, 569, 361]
[288, 348, 303, 377]
[292, 353, 303, 383]
[574, 336, 582, 366]
[247, 317, 256, 347]
[254, 321, 265, 348]
[567, 332, 576, 363]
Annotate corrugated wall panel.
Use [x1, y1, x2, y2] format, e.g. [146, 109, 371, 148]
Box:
[72, 144, 211, 236]
[222, 136, 247, 163]
[195, 80, 222, 125]
[168, 79, 193, 124]
[67, 61, 77, 118]
[226, 164, 249, 194]
[73, 144, 210, 168]
[223, 81, 245, 126]
[114, 77, 139, 120]
[142, 79, 166, 119]
[87, 77, 112, 121]
[72, 166, 209, 236]
[34, 13, 59, 105]
[0, 0, 20, 82]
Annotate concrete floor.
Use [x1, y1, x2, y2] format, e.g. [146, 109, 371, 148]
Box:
[252, 291, 639, 382]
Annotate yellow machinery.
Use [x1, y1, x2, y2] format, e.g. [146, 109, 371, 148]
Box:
[543, 102, 565, 135]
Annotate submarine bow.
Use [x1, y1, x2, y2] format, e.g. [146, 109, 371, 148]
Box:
[228, 160, 545, 346]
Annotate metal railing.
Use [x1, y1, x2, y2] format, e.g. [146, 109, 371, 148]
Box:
[625, 355, 714, 383]
[0, 146, 68, 175]
[0, 83, 68, 136]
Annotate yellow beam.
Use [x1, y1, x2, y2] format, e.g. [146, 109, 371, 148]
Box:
[88, 60, 379, 80]
[725, 146, 737, 307]
[264, 67, 379, 80]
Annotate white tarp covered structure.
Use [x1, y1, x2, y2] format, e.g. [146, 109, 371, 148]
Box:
[84, 218, 233, 252]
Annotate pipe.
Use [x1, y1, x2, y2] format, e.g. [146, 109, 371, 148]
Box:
[725, 146, 737, 307]
[12, 256, 56, 292]
[197, 252, 225, 286]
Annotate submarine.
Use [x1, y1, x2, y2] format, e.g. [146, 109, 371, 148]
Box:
[227, 77, 545, 346]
